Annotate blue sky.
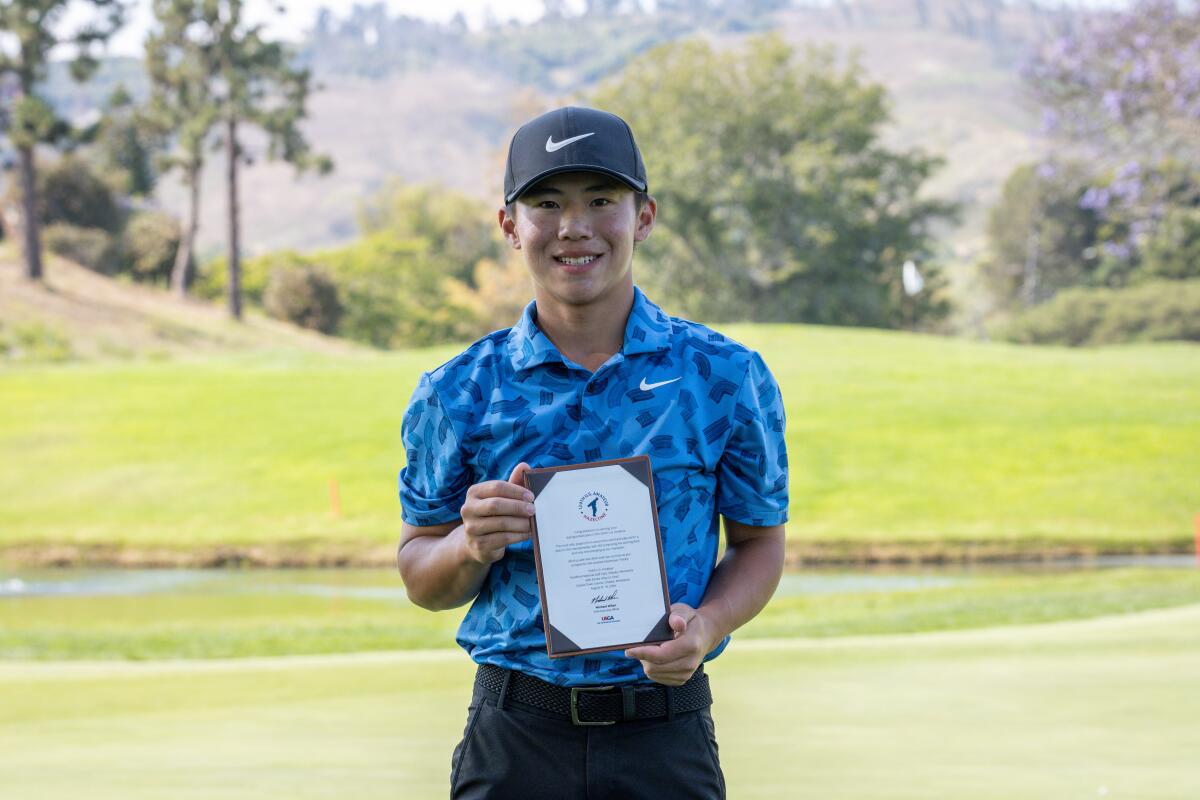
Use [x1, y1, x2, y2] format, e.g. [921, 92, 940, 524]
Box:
[62, 0, 548, 58]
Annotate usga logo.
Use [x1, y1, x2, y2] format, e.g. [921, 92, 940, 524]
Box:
[578, 491, 610, 522]
[600, 615, 615, 622]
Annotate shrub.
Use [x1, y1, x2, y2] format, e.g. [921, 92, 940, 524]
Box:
[37, 156, 124, 233]
[43, 223, 121, 274]
[194, 250, 309, 305]
[444, 255, 533, 337]
[997, 279, 1200, 346]
[1139, 208, 1200, 281]
[324, 232, 479, 347]
[357, 181, 504, 286]
[122, 211, 181, 283]
[263, 264, 343, 334]
[196, 235, 483, 347]
[0, 321, 74, 363]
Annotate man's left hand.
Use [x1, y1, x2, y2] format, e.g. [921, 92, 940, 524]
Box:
[624, 603, 717, 686]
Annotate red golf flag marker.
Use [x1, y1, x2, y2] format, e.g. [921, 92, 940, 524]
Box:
[329, 478, 342, 519]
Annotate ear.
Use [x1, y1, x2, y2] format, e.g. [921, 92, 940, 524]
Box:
[633, 195, 657, 243]
[498, 206, 522, 250]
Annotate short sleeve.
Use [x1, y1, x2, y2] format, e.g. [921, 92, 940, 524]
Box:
[715, 352, 789, 526]
[398, 373, 472, 527]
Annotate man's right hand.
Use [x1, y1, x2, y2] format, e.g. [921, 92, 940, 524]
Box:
[458, 462, 534, 564]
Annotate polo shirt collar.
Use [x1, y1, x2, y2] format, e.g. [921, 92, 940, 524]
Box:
[508, 286, 672, 372]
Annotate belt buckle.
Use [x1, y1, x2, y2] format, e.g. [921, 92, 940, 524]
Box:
[569, 685, 616, 726]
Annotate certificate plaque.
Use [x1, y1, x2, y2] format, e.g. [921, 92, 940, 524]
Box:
[525, 455, 673, 658]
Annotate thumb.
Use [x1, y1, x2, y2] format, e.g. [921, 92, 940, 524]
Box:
[668, 604, 695, 637]
[507, 461, 531, 487]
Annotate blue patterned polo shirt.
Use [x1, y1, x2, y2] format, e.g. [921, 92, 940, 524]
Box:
[399, 286, 788, 686]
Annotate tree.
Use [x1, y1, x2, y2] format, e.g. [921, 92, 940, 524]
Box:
[1025, 0, 1200, 261]
[162, 0, 331, 319]
[33, 154, 123, 232]
[980, 162, 1103, 310]
[83, 84, 159, 197]
[0, 0, 127, 280]
[263, 263, 342, 334]
[356, 181, 504, 285]
[144, 0, 219, 297]
[1140, 207, 1200, 281]
[591, 35, 955, 327]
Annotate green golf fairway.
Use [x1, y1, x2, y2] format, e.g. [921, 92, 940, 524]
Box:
[2, 327, 1198, 558]
[3, 604, 1197, 799]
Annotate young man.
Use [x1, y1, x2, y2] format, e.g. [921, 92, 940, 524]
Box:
[398, 106, 788, 799]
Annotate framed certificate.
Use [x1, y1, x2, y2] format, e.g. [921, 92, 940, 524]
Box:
[524, 455, 673, 658]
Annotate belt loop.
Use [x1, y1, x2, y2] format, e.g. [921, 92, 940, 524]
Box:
[497, 669, 513, 711]
[620, 686, 636, 722]
[665, 685, 675, 721]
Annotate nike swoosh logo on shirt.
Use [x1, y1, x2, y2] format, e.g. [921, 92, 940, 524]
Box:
[639, 377, 682, 392]
[545, 132, 595, 152]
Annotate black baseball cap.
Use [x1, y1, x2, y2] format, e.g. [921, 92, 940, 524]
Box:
[503, 106, 647, 205]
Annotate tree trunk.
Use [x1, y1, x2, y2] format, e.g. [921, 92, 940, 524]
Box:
[914, 0, 929, 28]
[1022, 224, 1040, 307]
[225, 117, 242, 321]
[17, 143, 43, 281]
[171, 161, 202, 298]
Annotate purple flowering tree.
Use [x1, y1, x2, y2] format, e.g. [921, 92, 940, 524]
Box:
[1025, 0, 1200, 266]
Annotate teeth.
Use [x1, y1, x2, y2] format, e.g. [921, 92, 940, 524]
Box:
[557, 255, 597, 266]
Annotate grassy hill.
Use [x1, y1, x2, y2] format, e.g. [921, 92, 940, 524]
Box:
[142, 7, 1038, 275]
[1, 319, 1195, 566]
[0, 244, 365, 362]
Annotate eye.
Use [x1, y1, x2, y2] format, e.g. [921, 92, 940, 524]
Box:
[591, 197, 613, 207]
[537, 200, 559, 209]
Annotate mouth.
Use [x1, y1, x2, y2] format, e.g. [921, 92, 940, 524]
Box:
[553, 253, 603, 274]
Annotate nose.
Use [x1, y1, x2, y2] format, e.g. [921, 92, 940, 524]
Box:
[558, 206, 592, 240]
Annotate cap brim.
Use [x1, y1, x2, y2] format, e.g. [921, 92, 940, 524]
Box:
[504, 164, 647, 205]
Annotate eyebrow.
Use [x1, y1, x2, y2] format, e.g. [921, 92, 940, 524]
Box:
[524, 182, 624, 197]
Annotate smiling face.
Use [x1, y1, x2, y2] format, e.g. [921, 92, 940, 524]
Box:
[498, 171, 656, 311]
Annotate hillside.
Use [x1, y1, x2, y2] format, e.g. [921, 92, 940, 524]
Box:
[0, 245, 366, 362]
[140, 6, 1041, 277]
[15, 2, 1054, 339]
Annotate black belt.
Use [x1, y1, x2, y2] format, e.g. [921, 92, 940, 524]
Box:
[475, 663, 712, 726]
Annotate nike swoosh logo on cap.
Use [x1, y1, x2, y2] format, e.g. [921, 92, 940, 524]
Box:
[639, 377, 681, 392]
[545, 132, 595, 152]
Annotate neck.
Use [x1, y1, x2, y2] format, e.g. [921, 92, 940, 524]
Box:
[533, 281, 635, 372]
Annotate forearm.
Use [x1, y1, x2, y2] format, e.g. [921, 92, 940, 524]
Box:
[696, 525, 786, 649]
[398, 525, 492, 611]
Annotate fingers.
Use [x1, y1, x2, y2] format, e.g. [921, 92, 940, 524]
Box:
[627, 605, 700, 661]
[463, 496, 535, 520]
[467, 479, 535, 503]
[627, 648, 701, 686]
[463, 530, 532, 564]
[459, 464, 537, 565]
[465, 515, 532, 536]
[646, 671, 693, 687]
[507, 461, 531, 487]
[625, 637, 690, 665]
[477, 531, 532, 555]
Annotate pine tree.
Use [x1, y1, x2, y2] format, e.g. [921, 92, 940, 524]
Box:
[158, 0, 331, 319]
[0, 0, 127, 280]
[144, 0, 218, 297]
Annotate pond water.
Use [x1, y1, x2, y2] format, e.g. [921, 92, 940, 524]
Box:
[1, 555, 1193, 601]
